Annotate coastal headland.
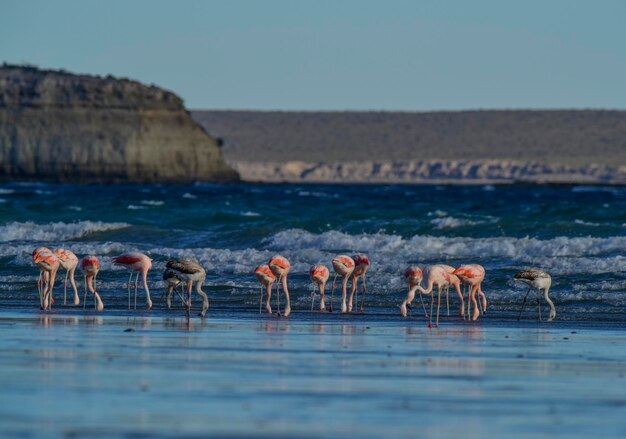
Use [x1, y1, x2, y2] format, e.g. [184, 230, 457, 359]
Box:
[0, 65, 238, 183]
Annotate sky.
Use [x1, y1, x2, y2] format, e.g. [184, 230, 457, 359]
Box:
[2, 0, 626, 111]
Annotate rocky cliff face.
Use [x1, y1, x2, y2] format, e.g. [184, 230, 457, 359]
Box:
[0, 65, 238, 182]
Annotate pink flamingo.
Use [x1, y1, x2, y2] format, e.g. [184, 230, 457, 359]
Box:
[349, 254, 370, 312]
[415, 265, 463, 327]
[33, 248, 60, 311]
[399, 266, 428, 318]
[268, 255, 291, 317]
[255, 264, 276, 314]
[453, 264, 486, 321]
[80, 256, 104, 311]
[331, 255, 355, 313]
[440, 264, 465, 317]
[310, 264, 330, 311]
[165, 258, 209, 317]
[32, 247, 51, 307]
[54, 249, 80, 306]
[112, 252, 153, 310]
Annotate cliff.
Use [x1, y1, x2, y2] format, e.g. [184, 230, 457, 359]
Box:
[0, 65, 238, 183]
[193, 110, 626, 184]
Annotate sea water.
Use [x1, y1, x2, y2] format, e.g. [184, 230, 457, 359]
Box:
[2, 182, 626, 438]
[1, 182, 625, 320]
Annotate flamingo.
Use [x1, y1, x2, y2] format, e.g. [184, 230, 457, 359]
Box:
[163, 268, 183, 309]
[349, 254, 370, 312]
[331, 255, 355, 313]
[453, 264, 486, 321]
[415, 265, 462, 327]
[310, 264, 330, 311]
[80, 255, 104, 311]
[440, 264, 465, 317]
[33, 248, 60, 311]
[514, 269, 556, 321]
[112, 252, 153, 310]
[399, 266, 428, 318]
[54, 249, 80, 306]
[32, 247, 51, 307]
[166, 258, 209, 317]
[255, 264, 276, 314]
[268, 255, 291, 317]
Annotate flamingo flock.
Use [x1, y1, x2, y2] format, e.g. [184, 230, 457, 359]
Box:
[29, 247, 557, 324]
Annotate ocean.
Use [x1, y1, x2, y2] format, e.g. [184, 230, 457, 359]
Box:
[1, 182, 626, 438]
[1, 182, 625, 319]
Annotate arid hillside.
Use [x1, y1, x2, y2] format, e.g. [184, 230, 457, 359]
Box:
[0, 65, 238, 183]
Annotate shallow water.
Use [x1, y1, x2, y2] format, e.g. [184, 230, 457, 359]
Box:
[2, 312, 626, 438]
[2, 182, 626, 437]
[1, 182, 626, 320]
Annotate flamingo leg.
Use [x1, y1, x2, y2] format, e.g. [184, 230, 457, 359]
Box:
[69, 267, 79, 305]
[276, 275, 282, 317]
[134, 271, 139, 310]
[517, 288, 531, 320]
[436, 286, 442, 327]
[537, 288, 542, 321]
[446, 285, 450, 317]
[63, 270, 68, 306]
[360, 274, 367, 312]
[93, 272, 99, 310]
[311, 284, 316, 312]
[37, 271, 43, 308]
[83, 276, 89, 310]
[187, 281, 193, 317]
[418, 292, 428, 319]
[259, 286, 263, 314]
[265, 283, 273, 314]
[329, 273, 337, 313]
[429, 292, 434, 327]
[352, 276, 358, 313]
[127, 271, 133, 310]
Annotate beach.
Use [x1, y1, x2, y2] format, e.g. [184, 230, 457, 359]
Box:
[2, 311, 626, 438]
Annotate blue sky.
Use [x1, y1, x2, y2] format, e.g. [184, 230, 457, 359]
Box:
[2, 0, 625, 110]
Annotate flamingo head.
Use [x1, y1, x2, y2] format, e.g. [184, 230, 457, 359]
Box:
[404, 266, 423, 287]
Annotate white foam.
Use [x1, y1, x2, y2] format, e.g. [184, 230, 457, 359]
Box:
[127, 205, 146, 210]
[240, 211, 261, 217]
[182, 193, 197, 199]
[430, 217, 481, 229]
[0, 221, 130, 243]
[68, 206, 82, 212]
[574, 219, 602, 227]
[141, 200, 165, 206]
[0, 189, 15, 195]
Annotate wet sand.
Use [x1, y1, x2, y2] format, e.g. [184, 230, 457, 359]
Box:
[1, 312, 626, 438]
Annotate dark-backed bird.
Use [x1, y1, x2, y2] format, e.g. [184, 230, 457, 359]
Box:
[514, 269, 555, 322]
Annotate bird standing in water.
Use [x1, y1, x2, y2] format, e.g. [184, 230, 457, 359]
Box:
[453, 264, 486, 321]
[32, 247, 52, 308]
[255, 264, 276, 314]
[310, 264, 330, 311]
[80, 255, 104, 311]
[268, 255, 291, 317]
[163, 268, 183, 309]
[112, 252, 153, 310]
[33, 248, 59, 311]
[350, 254, 370, 312]
[331, 255, 355, 313]
[54, 249, 80, 306]
[399, 266, 428, 318]
[415, 265, 461, 327]
[166, 258, 209, 317]
[514, 269, 556, 321]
